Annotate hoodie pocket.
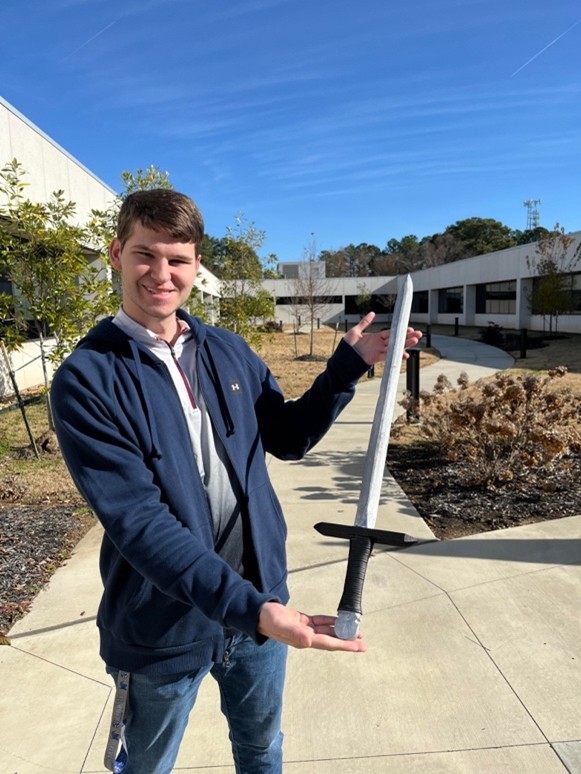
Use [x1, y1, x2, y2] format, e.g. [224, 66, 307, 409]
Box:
[246, 481, 288, 593]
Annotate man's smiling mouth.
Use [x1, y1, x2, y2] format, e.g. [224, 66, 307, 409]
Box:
[144, 287, 174, 295]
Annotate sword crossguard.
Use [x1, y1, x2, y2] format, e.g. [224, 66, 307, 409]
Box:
[314, 522, 419, 547]
[314, 521, 420, 640]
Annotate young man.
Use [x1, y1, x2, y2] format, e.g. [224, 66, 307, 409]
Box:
[51, 189, 421, 774]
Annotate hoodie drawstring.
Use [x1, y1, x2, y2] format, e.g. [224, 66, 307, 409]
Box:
[203, 341, 236, 437]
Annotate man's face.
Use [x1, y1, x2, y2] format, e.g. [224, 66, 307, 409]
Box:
[109, 222, 201, 336]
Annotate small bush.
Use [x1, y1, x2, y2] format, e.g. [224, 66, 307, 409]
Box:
[257, 320, 283, 333]
[479, 322, 504, 347]
[396, 367, 581, 490]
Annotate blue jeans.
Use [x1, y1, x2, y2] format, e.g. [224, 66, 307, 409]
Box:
[107, 634, 287, 774]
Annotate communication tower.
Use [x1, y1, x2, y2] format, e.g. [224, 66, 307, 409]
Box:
[523, 199, 541, 230]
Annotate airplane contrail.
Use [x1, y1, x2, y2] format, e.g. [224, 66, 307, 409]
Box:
[511, 17, 581, 77]
[58, 18, 119, 63]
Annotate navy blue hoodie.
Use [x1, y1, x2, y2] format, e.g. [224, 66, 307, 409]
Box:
[51, 311, 369, 674]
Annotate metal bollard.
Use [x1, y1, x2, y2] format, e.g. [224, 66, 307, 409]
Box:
[406, 349, 420, 423]
[520, 328, 527, 359]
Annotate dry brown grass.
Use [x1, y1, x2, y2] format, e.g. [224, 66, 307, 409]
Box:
[0, 399, 82, 505]
[507, 337, 581, 392]
[257, 324, 440, 397]
[0, 324, 578, 504]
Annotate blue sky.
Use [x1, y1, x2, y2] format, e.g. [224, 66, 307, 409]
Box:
[1, 0, 580, 262]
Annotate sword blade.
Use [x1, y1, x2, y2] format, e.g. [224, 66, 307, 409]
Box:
[355, 274, 414, 529]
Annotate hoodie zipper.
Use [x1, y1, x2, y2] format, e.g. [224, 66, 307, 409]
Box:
[165, 343, 197, 409]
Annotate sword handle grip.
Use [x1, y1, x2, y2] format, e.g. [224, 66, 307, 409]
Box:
[338, 535, 373, 617]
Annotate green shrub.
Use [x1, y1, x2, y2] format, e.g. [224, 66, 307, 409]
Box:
[258, 320, 283, 333]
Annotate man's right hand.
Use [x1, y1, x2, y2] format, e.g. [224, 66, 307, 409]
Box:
[257, 602, 367, 652]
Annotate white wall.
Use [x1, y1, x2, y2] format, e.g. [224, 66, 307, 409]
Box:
[0, 98, 116, 223]
[0, 340, 56, 398]
[263, 274, 398, 326]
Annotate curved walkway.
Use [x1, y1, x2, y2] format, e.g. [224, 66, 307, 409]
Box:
[2, 337, 580, 773]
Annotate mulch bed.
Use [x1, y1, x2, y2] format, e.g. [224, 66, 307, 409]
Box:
[387, 442, 581, 540]
[0, 505, 94, 637]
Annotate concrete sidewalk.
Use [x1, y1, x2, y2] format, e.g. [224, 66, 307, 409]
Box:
[2, 336, 581, 773]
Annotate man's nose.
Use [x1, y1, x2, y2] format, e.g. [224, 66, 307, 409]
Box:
[150, 258, 171, 283]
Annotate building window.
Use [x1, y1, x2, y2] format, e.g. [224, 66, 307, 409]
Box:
[475, 281, 516, 314]
[0, 275, 12, 296]
[570, 273, 581, 313]
[412, 291, 429, 313]
[344, 294, 394, 315]
[276, 295, 341, 306]
[530, 272, 581, 315]
[438, 287, 463, 314]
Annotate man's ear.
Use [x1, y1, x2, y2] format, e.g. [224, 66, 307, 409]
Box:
[109, 238, 122, 271]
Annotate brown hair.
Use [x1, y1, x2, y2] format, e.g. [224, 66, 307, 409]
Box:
[117, 189, 204, 248]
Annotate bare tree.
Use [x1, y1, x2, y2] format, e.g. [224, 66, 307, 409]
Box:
[288, 234, 338, 358]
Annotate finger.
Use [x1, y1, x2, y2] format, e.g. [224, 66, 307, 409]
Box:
[309, 615, 337, 626]
[355, 311, 375, 333]
[310, 623, 337, 637]
[310, 634, 367, 652]
[307, 616, 366, 641]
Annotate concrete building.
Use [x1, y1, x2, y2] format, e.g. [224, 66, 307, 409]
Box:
[263, 265, 398, 328]
[266, 237, 581, 335]
[402, 235, 581, 334]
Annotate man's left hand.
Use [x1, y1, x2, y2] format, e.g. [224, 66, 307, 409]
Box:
[345, 311, 423, 365]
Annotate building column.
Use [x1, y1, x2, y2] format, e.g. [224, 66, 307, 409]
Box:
[464, 285, 476, 325]
[516, 277, 532, 329]
[428, 289, 439, 323]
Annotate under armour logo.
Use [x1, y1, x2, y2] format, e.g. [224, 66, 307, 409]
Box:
[230, 381, 241, 392]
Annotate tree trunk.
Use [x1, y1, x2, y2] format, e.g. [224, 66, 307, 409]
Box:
[38, 332, 55, 431]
